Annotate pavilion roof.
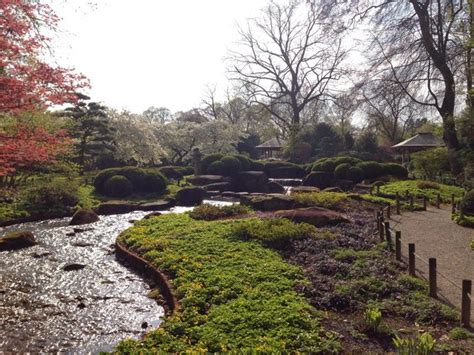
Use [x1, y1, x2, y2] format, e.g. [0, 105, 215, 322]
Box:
[391, 132, 444, 149]
[256, 137, 287, 149]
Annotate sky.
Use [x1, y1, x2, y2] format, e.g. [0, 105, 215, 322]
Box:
[50, 0, 269, 114]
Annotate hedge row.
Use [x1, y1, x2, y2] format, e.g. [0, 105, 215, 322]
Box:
[94, 167, 167, 197]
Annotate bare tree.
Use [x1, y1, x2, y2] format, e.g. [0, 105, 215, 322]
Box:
[229, 0, 346, 135]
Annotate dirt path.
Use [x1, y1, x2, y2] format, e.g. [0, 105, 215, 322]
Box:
[389, 206, 473, 323]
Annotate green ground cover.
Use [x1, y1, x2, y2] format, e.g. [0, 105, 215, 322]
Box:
[115, 214, 340, 353]
[379, 180, 465, 203]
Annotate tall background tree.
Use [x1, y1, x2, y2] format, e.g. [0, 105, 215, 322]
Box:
[229, 0, 346, 136]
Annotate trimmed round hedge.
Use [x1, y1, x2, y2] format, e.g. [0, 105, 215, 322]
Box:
[94, 167, 167, 196]
[347, 166, 364, 183]
[382, 163, 408, 179]
[207, 161, 225, 175]
[103, 175, 133, 197]
[201, 153, 224, 174]
[232, 154, 252, 171]
[334, 163, 351, 179]
[220, 156, 242, 176]
[356, 161, 384, 180]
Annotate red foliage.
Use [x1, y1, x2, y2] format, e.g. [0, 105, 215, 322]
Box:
[0, 0, 88, 113]
[0, 122, 72, 176]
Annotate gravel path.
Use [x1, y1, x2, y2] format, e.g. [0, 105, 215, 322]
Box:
[389, 206, 473, 323]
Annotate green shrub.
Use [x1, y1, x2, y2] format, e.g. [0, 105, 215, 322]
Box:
[411, 147, 450, 179]
[382, 163, 408, 179]
[416, 181, 440, 190]
[363, 307, 382, 333]
[189, 204, 251, 221]
[19, 178, 79, 215]
[177, 166, 194, 176]
[293, 192, 348, 210]
[449, 327, 473, 340]
[264, 161, 299, 176]
[333, 156, 361, 166]
[393, 333, 435, 354]
[461, 190, 474, 215]
[220, 156, 242, 176]
[201, 153, 224, 174]
[94, 167, 167, 195]
[271, 166, 306, 178]
[334, 163, 351, 179]
[207, 160, 225, 175]
[159, 166, 184, 180]
[232, 218, 317, 248]
[303, 172, 334, 189]
[347, 166, 364, 183]
[249, 160, 265, 171]
[232, 154, 252, 171]
[356, 161, 384, 180]
[103, 175, 134, 197]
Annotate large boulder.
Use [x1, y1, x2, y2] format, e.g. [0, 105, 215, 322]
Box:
[290, 186, 320, 194]
[203, 182, 232, 192]
[333, 179, 354, 191]
[187, 175, 229, 186]
[69, 208, 99, 225]
[232, 171, 268, 192]
[139, 199, 175, 211]
[240, 194, 298, 211]
[303, 172, 334, 189]
[265, 181, 286, 194]
[0, 231, 36, 251]
[271, 207, 350, 227]
[323, 187, 344, 193]
[176, 187, 206, 206]
[97, 201, 137, 215]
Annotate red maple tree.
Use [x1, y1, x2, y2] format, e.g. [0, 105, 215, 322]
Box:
[0, 0, 88, 177]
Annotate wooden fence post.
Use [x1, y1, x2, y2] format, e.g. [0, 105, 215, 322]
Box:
[387, 204, 391, 219]
[384, 222, 392, 250]
[410, 195, 414, 210]
[379, 214, 385, 241]
[423, 196, 427, 211]
[396, 192, 400, 214]
[452, 194, 456, 214]
[436, 193, 440, 209]
[429, 258, 437, 298]
[460, 205, 465, 220]
[461, 280, 471, 328]
[406, 189, 409, 199]
[408, 243, 415, 276]
[395, 231, 401, 261]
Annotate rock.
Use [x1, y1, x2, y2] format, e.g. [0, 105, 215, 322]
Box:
[333, 179, 353, 191]
[62, 263, 86, 271]
[69, 208, 99, 226]
[240, 194, 298, 211]
[222, 191, 248, 198]
[32, 249, 51, 258]
[176, 187, 206, 206]
[290, 186, 320, 194]
[141, 321, 148, 329]
[269, 178, 303, 187]
[272, 207, 350, 227]
[205, 190, 221, 198]
[0, 231, 36, 251]
[66, 231, 75, 237]
[73, 227, 93, 233]
[232, 171, 268, 192]
[129, 219, 137, 224]
[71, 241, 94, 247]
[77, 302, 86, 309]
[203, 182, 232, 192]
[323, 187, 344, 193]
[265, 181, 286, 194]
[187, 175, 229, 186]
[139, 199, 175, 211]
[268, 166, 307, 179]
[303, 172, 334, 189]
[143, 211, 162, 220]
[97, 201, 137, 215]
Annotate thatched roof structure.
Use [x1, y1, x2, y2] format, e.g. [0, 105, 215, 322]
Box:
[392, 132, 444, 150]
[256, 138, 287, 150]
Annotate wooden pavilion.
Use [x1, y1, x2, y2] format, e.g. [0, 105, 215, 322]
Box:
[391, 132, 444, 164]
[256, 137, 287, 158]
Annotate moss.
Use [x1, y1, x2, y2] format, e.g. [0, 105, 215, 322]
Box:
[292, 191, 348, 209]
[116, 214, 339, 352]
[188, 204, 251, 221]
[452, 213, 474, 228]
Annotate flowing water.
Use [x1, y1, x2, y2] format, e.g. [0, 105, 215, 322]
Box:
[0, 200, 233, 353]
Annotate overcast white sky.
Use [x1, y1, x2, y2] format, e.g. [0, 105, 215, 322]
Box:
[50, 0, 269, 113]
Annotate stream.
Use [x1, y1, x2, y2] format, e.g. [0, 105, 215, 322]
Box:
[0, 200, 233, 353]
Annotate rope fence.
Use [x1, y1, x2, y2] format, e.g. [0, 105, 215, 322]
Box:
[375, 205, 472, 328]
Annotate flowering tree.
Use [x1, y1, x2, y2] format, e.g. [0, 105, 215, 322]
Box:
[0, 1, 87, 179]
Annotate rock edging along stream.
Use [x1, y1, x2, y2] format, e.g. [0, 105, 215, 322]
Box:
[115, 240, 178, 315]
